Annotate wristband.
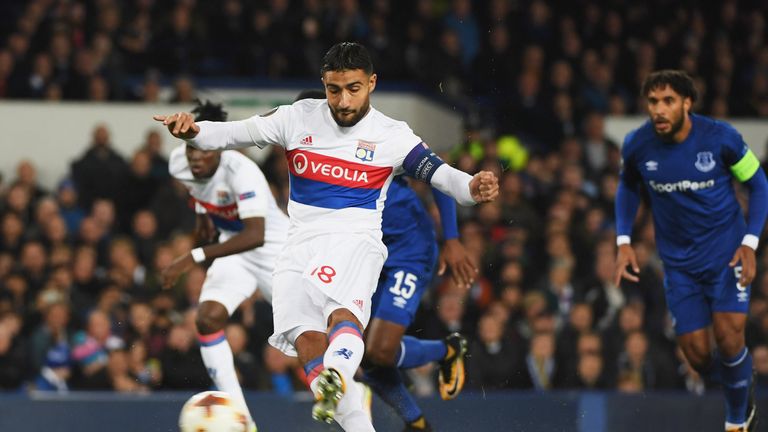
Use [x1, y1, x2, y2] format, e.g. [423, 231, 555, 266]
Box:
[191, 247, 206, 263]
[616, 235, 631, 246]
[742, 234, 759, 250]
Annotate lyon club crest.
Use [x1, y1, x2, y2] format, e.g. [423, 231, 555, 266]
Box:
[694, 151, 716, 172]
[355, 141, 376, 162]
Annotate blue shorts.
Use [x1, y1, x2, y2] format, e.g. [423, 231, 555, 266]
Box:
[664, 264, 750, 335]
[371, 243, 438, 327]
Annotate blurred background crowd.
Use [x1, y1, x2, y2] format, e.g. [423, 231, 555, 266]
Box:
[1, 0, 768, 399]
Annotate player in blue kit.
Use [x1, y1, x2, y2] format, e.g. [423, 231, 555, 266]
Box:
[294, 89, 475, 431]
[365, 176, 475, 432]
[614, 70, 768, 432]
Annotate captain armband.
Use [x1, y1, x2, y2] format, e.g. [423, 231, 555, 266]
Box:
[731, 149, 760, 182]
[402, 143, 445, 183]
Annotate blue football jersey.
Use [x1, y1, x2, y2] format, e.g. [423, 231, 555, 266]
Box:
[381, 176, 437, 260]
[621, 114, 753, 270]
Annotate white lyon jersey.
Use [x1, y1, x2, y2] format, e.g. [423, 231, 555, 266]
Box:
[189, 98, 437, 242]
[169, 145, 289, 244]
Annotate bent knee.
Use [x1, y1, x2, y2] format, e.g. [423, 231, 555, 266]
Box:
[681, 345, 712, 373]
[196, 309, 228, 335]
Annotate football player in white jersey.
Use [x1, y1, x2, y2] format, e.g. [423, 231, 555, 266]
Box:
[161, 100, 289, 432]
[154, 43, 498, 432]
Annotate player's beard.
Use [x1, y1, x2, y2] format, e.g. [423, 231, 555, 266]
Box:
[329, 100, 370, 127]
[653, 108, 685, 141]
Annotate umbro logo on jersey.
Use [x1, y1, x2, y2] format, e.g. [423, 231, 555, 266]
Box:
[300, 135, 313, 146]
[645, 160, 658, 171]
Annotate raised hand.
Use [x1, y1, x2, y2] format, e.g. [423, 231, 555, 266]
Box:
[152, 112, 200, 139]
[469, 171, 499, 203]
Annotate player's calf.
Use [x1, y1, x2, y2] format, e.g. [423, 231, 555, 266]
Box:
[365, 340, 400, 367]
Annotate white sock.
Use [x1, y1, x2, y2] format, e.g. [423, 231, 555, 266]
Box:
[323, 322, 373, 431]
[334, 381, 375, 432]
[199, 331, 253, 423]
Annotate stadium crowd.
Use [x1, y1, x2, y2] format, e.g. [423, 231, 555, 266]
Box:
[0, 0, 768, 399]
[1, 0, 767, 128]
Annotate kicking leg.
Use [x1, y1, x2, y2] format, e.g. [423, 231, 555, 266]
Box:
[298, 310, 373, 431]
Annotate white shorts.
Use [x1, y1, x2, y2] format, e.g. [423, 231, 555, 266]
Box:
[199, 249, 276, 315]
[268, 233, 387, 356]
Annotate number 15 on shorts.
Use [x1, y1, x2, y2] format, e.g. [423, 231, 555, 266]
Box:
[389, 271, 418, 299]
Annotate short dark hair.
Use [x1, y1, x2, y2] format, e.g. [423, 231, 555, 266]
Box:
[320, 42, 373, 76]
[191, 99, 228, 122]
[641, 70, 698, 103]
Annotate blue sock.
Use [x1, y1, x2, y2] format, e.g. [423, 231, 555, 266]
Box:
[364, 366, 422, 423]
[303, 355, 324, 389]
[721, 347, 752, 425]
[271, 373, 293, 397]
[396, 336, 447, 369]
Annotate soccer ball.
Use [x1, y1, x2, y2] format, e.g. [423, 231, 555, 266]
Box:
[178, 391, 251, 432]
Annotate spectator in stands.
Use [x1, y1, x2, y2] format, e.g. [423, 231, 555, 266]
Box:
[467, 313, 524, 390]
[140, 130, 169, 181]
[70, 309, 124, 389]
[131, 210, 158, 269]
[1, 212, 25, 255]
[0, 312, 26, 389]
[118, 150, 159, 231]
[33, 341, 71, 392]
[580, 112, 619, 180]
[56, 179, 85, 236]
[70, 124, 128, 210]
[107, 348, 148, 393]
[225, 323, 260, 390]
[524, 331, 558, 390]
[574, 352, 609, 389]
[13, 160, 46, 202]
[159, 323, 210, 389]
[128, 340, 161, 389]
[30, 301, 70, 375]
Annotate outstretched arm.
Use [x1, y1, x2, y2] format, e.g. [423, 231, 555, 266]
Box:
[153, 105, 291, 150]
[153, 112, 259, 150]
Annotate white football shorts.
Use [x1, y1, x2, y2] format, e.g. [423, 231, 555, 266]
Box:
[199, 248, 277, 315]
[268, 232, 387, 356]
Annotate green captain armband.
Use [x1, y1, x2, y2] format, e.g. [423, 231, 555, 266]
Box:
[730, 149, 760, 182]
